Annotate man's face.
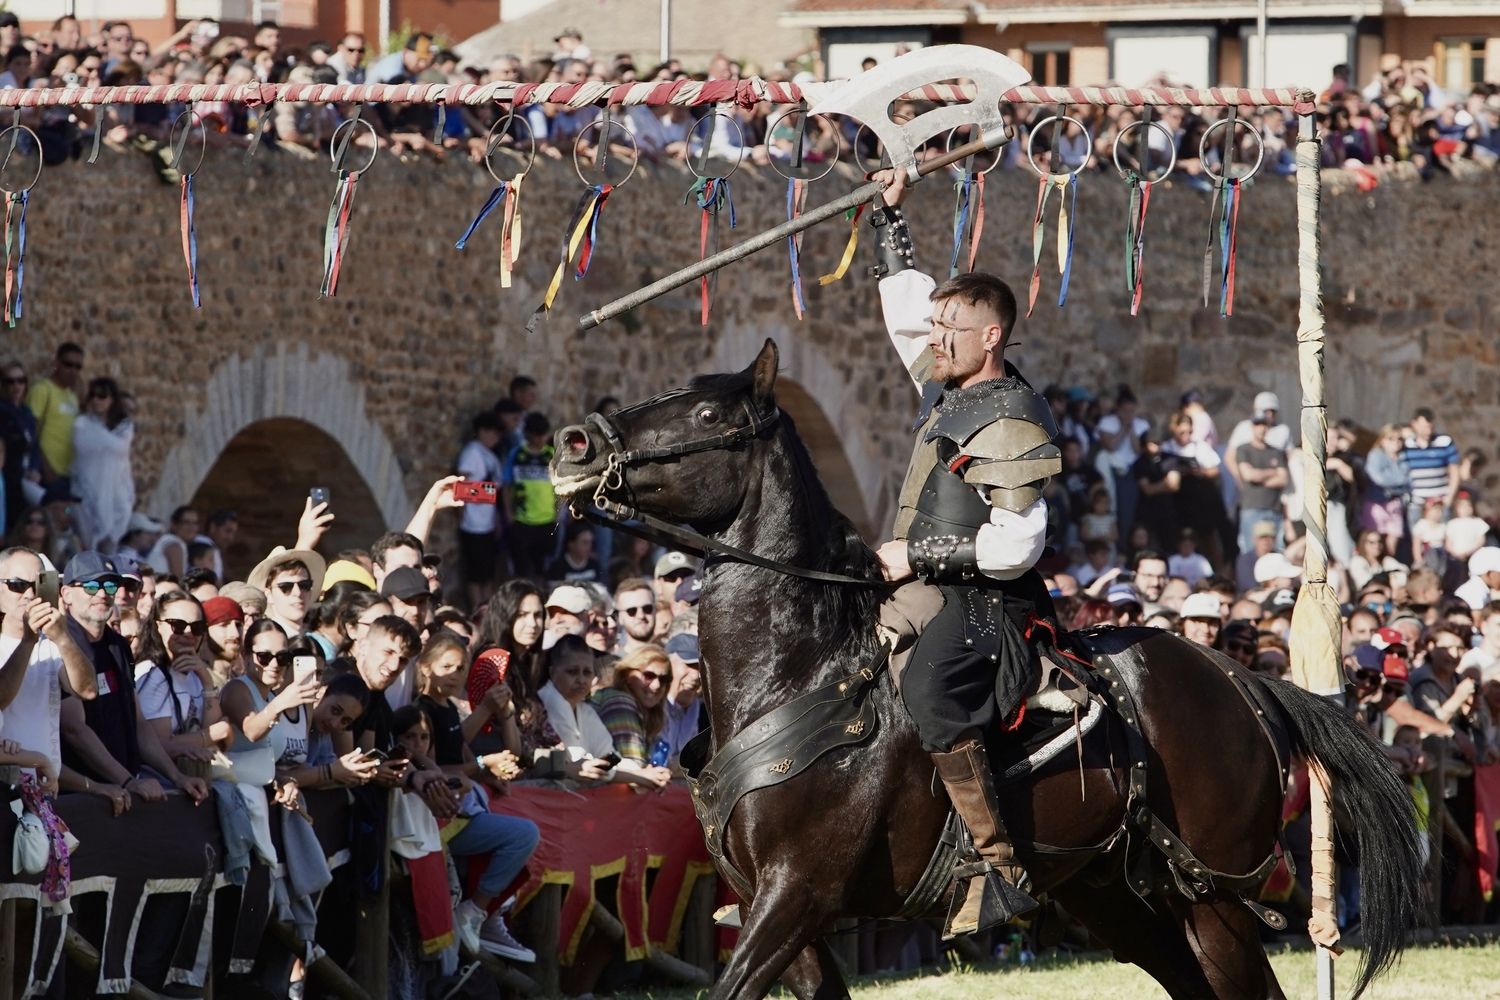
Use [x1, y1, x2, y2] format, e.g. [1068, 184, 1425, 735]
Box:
[0, 551, 39, 618]
[355, 628, 406, 690]
[106, 24, 131, 56]
[340, 35, 366, 65]
[54, 350, 83, 389]
[1250, 421, 1268, 444]
[209, 618, 242, 660]
[1134, 559, 1167, 601]
[927, 296, 999, 386]
[375, 544, 421, 586]
[1183, 617, 1220, 646]
[56, 17, 81, 49]
[616, 587, 655, 641]
[2, 365, 26, 404]
[1172, 422, 1192, 446]
[561, 61, 587, 84]
[1159, 578, 1190, 612]
[1411, 414, 1433, 439]
[391, 592, 429, 628]
[208, 517, 238, 548]
[655, 570, 691, 602]
[267, 567, 312, 624]
[256, 26, 280, 53]
[547, 607, 586, 636]
[64, 577, 117, 626]
[1347, 613, 1377, 647]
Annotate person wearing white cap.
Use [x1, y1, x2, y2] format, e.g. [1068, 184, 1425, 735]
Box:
[1232, 412, 1290, 556]
[1253, 552, 1303, 591]
[1179, 592, 1224, 648]
[1221, 389, 1291, 516]
[544, 585, 592, 638]
[1456, 547, 1500, 615]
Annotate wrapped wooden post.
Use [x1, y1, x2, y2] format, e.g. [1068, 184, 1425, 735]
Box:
[1285, 89, 1341, 1000]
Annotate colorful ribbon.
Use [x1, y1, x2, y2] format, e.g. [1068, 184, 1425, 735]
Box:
[948, 170, 972, 278]
[180, 174, 200, 307]
[1202, 176, 1243, 317]
[786, 178, 807, 320]
[540, 183, 613, 313]
[817, 203, 865, 286]
[3, 189, 27, 328]
[454, 181, 507, 252]
[686, 176, 736, 326]
[1027, 173, 1078, 317]
[1122, 170, 1153, 316]
[500, 173, 523, 289]
[320, 170, 360, 298]
[968, 172, 985, 274]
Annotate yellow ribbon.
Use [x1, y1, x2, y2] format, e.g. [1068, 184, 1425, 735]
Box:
[817, 204, 865, 286]
[541, 188, 601, 311]
[500, 172, 524, 289]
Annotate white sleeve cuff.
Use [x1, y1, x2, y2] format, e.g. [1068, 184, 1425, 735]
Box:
[975, 498, 1048, 581]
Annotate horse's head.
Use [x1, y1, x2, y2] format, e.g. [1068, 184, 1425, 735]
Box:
[552, 339, 781, 528]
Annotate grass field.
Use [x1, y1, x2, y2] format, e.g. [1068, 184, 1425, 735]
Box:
[625, 941, 1500, 999]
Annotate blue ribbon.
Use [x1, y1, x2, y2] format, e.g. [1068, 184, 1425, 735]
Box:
[13, 190, 26, 322]
[948, 171, 973, 278]
[185, 175, 200, 308]
[575, 184, 609, 280]
[1057, 173, 1078, 308]
[1218, 179, 1237, 317]
[454, 182, 507, 251]
[786, 179, 805, 318]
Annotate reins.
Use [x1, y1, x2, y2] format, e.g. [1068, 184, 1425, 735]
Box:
[573, 405, 892, 589]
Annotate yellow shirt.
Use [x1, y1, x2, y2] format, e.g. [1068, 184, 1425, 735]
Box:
[26, 378, 78, 477]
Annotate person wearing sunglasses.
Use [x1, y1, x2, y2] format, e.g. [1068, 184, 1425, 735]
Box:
[220, 620, 324, 785]
[134, 591, 231, 770]
[589, 644, 673, 790]
[26, 342, 84, 487]
[612, 577, 657, 655]
[247, 547, 327, 640]
[58, 552, 210, 809]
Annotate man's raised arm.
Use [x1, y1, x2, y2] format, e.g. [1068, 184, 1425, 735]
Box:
[871, 169, 933, 388]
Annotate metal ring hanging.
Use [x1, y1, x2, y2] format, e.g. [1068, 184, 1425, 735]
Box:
[1110, 119, 1178, 182]
[483, 111, 536, 185]
[1025, 114, 1092, 178]
[943, 125, 1004, 176]
[0, 124, 42, 194]
[329, 117, 378, 175]
[765, 107, 841, 184]
[573, 116, 638, 188]
[167, 109, 207, 176]
[686, 109, 745, 181]
[1199, 116, 1265, 183]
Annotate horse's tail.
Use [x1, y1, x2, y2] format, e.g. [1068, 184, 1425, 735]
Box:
[1257, 677, 1424, 998]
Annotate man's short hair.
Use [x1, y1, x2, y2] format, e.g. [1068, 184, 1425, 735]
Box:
[614, 576, 652, 599]
[1131, 550, 1165, 572]
[371, 531, 423, 568]
[367, 614, 419, 655]
[1083, 539, 1111, 557]
[56, 341, 83, 360]
[510, 375, 537, 396]
[256, 19, 279, 31]
[1412, 407, 1435, 423]
[523, 412, 550, 438]
[472, 411, 501, 435]
[929, 272, 1017, 342]
[206, 508, 238, 528]
[405, 32, 434, 51]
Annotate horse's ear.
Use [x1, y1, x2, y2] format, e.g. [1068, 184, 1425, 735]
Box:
[750, 338, 779, 405]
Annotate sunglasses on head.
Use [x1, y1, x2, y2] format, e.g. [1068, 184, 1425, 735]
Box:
[252, 649, 293, 667]
[276, 579, 314, 595]
[75, 580, 119, 596]
[0, 577, 34, 594]
[160, 618, 207, 637]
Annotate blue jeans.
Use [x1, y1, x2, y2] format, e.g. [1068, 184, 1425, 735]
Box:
[447, 812, 540, 898]
[1239, 507, 1283, 555]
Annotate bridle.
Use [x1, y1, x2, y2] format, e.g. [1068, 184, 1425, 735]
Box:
[570, 394, 890, 588]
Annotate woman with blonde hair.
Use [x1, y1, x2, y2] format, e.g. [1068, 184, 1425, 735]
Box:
[590, 644, 672, 787]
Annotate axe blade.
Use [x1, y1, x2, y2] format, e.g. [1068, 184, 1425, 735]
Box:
[810, 44, 1031, 174]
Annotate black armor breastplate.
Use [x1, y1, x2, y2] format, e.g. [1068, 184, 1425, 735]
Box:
[907, 460, 993, 543]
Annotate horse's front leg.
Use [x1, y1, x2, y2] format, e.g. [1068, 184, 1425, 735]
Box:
[710, 871, 836, 1000]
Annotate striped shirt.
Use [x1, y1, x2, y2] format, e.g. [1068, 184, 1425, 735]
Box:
[1402, 433, 1459, 502]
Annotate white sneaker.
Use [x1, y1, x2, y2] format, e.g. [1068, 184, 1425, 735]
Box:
[479, 913, 536, 963]
[455, 900, 486, 956]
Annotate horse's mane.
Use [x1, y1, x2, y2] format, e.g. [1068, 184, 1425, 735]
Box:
[688, 370, 884, 672]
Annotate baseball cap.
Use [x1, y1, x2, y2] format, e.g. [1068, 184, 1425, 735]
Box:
[554, 26, 583, 41]
[1468, 546, 1500, 577]
[1106, 583, 1142, 608]
[201, 595, 243, 627]
[1252, 521, 1278, 539]
[112, 552, 142, 582]
[1180, 592, 1222, 621]
[1254, 553, 1303, 584]
[126, 511, 166, 534]
[1261, 588, 1296, 615]
[545, 585, 592, 616]
[63, 552, 122, 586]
[1370, 627, 1406, 652]
[655, 551, 695, 578]
[322, 558, 376, 595]
[675, 575, 702, 605]
[1253, 391, 1280, 415]
[379, 566, 429, 601]
[1352, 644, 1384, 672]
[664, 633, 700, 664]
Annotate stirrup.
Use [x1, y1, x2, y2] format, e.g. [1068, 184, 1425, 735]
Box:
[943, 863, 1039, 939]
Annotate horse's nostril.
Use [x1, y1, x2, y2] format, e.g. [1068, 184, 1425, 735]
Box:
[561, 427, 591, 458]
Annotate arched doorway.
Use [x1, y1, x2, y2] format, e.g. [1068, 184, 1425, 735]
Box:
[777, 380, 874, 539]
[189, 418, 385, 581]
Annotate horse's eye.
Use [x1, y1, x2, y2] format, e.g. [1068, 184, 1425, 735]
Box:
[697, 406, 720, 426]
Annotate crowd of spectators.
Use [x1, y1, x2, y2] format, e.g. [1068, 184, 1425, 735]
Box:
[5, 14, 1496, 187]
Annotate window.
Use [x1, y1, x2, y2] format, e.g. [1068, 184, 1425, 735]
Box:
[1439, 38, 1487, 91]
[1108, 29, 1214, 88]
[1027, 44, 1071, 87]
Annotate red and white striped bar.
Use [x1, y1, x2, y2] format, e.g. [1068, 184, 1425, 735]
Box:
[0, 78, 1315, 112]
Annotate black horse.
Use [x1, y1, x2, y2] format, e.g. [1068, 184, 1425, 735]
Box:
[551, 340, 1422, 1000]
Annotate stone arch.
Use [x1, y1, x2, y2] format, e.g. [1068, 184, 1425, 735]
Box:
[706, 325, 891, 538]
[146, 344, 412, 533]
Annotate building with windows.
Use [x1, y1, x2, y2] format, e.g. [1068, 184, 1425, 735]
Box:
[781, 0, 1500, 92]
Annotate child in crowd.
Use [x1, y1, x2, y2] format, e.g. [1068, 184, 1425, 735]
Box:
[1411, 498, 1447, 564]
[1168, 529, 1214, 588]
[1079, 488, 1118, 549]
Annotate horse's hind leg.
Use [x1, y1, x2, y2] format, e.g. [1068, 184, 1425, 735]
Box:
[1050, 882, 1217, 999]
[1181, 899, 1284, 1000]
[710, 885, 829, 1000]
[780, 939, 850, 1000]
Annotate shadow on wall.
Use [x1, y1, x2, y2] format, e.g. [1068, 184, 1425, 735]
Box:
[188, 418, 385, 582]
[777, 379, 873, 541]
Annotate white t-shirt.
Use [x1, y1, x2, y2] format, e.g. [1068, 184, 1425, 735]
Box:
[135, 662, 205, 733]
[456, 439, 504, 535]
[1168, 552, 1214, 588]
[538, 680, 613, 761]
[1162, 439, 1222, 471]
[1095, 414, 1151, 473]
[145, 533, 188, 575]
[1456, 575, 1493, 611]
[277, 707, 309, 767]
[0, 634, 64, 777]
[1459, 646, 1499, 673]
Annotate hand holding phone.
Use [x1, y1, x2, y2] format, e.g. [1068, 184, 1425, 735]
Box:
[309, 486, 331, 507]
[36, 569, 59, 608]
[292, 655, 318, 684]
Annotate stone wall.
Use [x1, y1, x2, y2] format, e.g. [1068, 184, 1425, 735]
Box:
[12, 144, 1498, 559]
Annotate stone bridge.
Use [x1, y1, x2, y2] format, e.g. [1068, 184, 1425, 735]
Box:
[12, 146, 1496, 572]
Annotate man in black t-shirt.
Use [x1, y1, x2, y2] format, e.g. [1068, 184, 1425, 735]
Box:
[58, 552, 208, 810]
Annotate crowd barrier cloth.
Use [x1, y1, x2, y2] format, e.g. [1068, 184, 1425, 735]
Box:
[0, 788, 350, 996]
[491, 782, 715, 964]
[1476, 763, 1500, 903]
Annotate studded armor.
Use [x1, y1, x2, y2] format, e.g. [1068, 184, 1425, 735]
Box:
[868, 205, 916, 280]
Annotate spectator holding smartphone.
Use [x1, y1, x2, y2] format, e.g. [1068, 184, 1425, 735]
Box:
[219, 620, 322, 782]
[590, 644, 672, 788]
[133, 590, 231, 770]
[456, 412, 505, 610]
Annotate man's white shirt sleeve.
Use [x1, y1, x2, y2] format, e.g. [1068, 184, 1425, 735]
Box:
[975, 497, 1048, 581]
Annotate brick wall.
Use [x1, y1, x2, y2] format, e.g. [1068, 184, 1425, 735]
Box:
[14, 145, 1497, 563]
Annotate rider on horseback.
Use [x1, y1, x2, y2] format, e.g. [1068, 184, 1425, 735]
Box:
[869, 170, 1061, 938]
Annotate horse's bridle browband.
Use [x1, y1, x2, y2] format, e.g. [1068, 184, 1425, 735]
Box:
[576, 403, 891, 588]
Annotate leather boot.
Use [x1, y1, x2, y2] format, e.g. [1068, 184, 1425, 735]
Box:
[931, 737, 1038, 938]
